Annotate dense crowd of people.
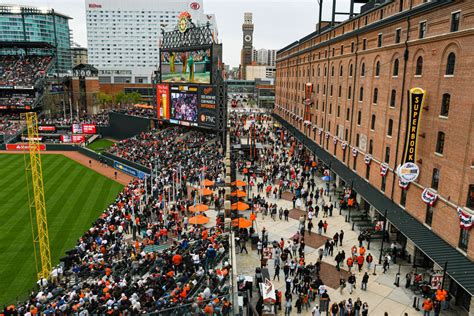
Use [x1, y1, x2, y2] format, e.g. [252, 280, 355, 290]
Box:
[0, 55, 52, 87]
[38, 112, 109, 127]
[10, 125, 232, 315]
[111, 107, 156, 119]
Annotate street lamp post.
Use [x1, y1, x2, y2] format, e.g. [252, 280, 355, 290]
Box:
[378, 209, 388, 264]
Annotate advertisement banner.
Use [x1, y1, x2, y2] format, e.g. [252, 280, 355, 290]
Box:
[72, 124, 82, 134]
[198, 85, 217, 129]
[82, 124, 97, 134]
[71, 135, 85, 143]
[113, 161, 146, 180]
[157, 84, 170, 119]
[402, 88, 426, 164]
[60, 135, 72, 143]
[38, 125, 56, 132]
[6, 143, 46, 151]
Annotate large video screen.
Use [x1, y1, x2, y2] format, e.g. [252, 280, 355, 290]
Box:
[170, 85, 199, 125]
[160, 48, 212, 84]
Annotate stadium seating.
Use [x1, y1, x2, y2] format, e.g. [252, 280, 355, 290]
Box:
[0, 55, 52, 87]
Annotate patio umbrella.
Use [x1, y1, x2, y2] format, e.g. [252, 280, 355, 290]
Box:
[231, 180, 247, 187]
[189, 204, 209, 213]
[231, 202, 250, 211]
[189, 214, 210, 225]
[202, 179, 215, 187]
[232, 218, 252, 229]
[231, 190, 246, 198]
[199, 188, 214, 196]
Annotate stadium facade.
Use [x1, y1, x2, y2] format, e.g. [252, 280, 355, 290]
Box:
[85, 0, 218, 85]
[275, 0, 474, 311]
[0, 4, 72, 73]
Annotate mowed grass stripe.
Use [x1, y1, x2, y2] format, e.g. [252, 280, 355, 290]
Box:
[0, 157, 74, 239]
[0, 158, 81, 291]
[0, 154, 123, 305]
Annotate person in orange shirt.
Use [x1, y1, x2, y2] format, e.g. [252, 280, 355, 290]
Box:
[203, 303, 214, 315]
[359, 246, 366, 256]
[172, 253, 183, 273]
[422, 298, 433, 315]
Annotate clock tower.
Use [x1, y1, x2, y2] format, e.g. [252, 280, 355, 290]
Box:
[240, 12, 254, 80]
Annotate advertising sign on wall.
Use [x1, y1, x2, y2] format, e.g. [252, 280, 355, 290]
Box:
[71, 135, 86, 143]
[82, 124, 97, 134]
[6, 143, 46, 151]
[38, 125, 56, 132]
[198, 85, 217, 129]
[72, 124, 82, 134]
[113, 161, 146, 180]
[398, 87, 426, 183]
[157, 84, 170, 119]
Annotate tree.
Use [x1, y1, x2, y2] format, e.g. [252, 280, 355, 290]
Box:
[127, 92, 142, 104]
[114, 91, 126, 106]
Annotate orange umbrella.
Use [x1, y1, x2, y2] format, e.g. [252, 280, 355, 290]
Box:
[202, 179, 215, 187]
[231, 202, 250, 211]
[231, 190, 246, 198]
[232, 180, 247, 187]
[189, 214, 210, 225]
[189, 204, 209, 213]
[232, 218, 252, 228]
[199, 188, 214, 196]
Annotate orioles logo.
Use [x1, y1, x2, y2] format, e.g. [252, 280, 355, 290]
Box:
[203, 87, 213, 95]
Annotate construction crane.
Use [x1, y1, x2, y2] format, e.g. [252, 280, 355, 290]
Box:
[21, 112, 52, 280]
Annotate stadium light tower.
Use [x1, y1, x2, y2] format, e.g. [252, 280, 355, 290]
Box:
[22, 112, 52, 280]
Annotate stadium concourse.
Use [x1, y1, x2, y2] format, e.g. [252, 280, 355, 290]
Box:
[228, 112, 458, 316]
[4, 126, 234, 315]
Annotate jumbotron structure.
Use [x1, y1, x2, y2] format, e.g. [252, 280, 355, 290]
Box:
[22, 112, 52, 280]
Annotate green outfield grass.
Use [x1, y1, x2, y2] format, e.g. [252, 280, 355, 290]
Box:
[87, 138, 115, 153]
[0, 154, 123, 305]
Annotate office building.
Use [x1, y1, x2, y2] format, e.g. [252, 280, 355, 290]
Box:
[71, 45, 88, 67]
[85, 0, 218, 84]
[275, 0, 474, 312]
[0, 4, 72, 73]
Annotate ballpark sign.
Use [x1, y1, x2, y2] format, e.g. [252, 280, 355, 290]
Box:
[398, 87, 425, 182]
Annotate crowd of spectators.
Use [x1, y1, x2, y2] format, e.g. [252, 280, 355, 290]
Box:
[111, 107, 156, 119]
[0, 113, 24, 138]
[12, 126, 231, 315]
[0, 55, 52, 87]
[108, 127, 225, 185]
[0, 95, 35, 107]
[38, 111, 109, 127]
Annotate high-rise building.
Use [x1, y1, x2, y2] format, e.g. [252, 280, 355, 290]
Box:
[275, 0, 474, 311]
[71, 44, 88, 67]
[240, 12, 254, 79]
[254, 48, 277, 66]
[0, 4, 72, 73]
[85, 0, 218, 84]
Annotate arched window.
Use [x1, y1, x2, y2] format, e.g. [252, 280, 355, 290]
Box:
[390, 90, 397, 107]
[349, 64, 353, 77]
[373, 88, 378, 104]
[416, 56, 423, 75]
[446, 52, 456, 75]
[324, 66, 327, 76]
[387, 119, 393, 136]
[348, 86, 352, 99]
[340, 65, 343, 76]
[318, 66, 320, 76]
[436, 131, 445, 154]
[338, 85, 342, 98]
[331, 65, 335, 76]
[361, 63, 366, 76]
[393, 59, 399, 76]
[375, 61, 381, 77]
[440, 93, 450, 117]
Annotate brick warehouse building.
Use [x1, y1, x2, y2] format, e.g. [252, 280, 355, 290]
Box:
[274, 0, 474, 311]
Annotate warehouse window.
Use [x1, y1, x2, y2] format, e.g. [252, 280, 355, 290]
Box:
[338, 85, 342, 98]
[381, 176, 386, 192]
[459, 229, 470, 252]
[357, 111, 361, 125]
[349, 64, 353, 77]
[390, 90, 397, 108]
[359, 87, 364, 101]
[436, 131, 445, 154]
[451, 12, 460, 32]
[419, 21, 427, 39]
[369, 139, 373, 154]
[361, 63, 366, 76]
[400, 189, 407, 207]
[393, 59, 399, 76]
[416, 56, 423, 76]
[363, 38, 367, 50]
[375, 61, 381, 77]
[440, 93, 450, 117]
[395, 28, 401, 44]
[387, 119, 393, 136]
[348, 86, 352, 99]
[431, 168, 440, 191]
[446, 53, 456, 75]
[377, 33, 383, 47]
[340, 65, 343, 76]
[425, 205, 434, 226]
[373, 88, 378, 104]
[467, 184, 474, 208]
[366, 164, 371, 180]
[371, 115, 376, 130]
[385, 146, 390, 163]
[346, 108, 350, 121]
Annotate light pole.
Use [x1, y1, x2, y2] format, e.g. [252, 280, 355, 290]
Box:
[378, 209, 388, 264]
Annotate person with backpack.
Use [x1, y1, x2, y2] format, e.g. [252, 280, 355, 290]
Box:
[361, 272, 369, 291]
[348, 273, 357, 294]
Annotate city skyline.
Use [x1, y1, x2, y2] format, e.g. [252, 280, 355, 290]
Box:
[7, 0, 360, 67]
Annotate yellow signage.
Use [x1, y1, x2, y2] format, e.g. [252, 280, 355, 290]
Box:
[402, 87, 426, 164]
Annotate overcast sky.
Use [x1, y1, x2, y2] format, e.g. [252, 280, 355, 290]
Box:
[8, 0, 359, 67]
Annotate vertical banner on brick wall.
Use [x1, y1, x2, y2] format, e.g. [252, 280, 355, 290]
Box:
[398, 87, 425, 183]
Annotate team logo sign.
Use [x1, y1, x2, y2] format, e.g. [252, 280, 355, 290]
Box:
[397, 162, 420, 183]
[190, 2, 200, 10]
[178, 12, 192, 33]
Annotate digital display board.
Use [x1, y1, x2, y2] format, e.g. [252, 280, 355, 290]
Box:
[156, 84, 170, 119]
[198, 85, 217, 129]
[170, 85, 199, 126]
[160, 48, 212, 84]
